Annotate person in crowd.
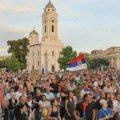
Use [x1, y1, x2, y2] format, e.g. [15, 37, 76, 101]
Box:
[48, 99, 61, 120]
[95, 91, 106, 111]
[4, 88, 14, 101]
[40, 82, 46, 93]
[68, 81, 76, 91]
[65, 91, 76, 120]
[50, 79, 58, 98]
[105, 93, 113, 109]
[27, 95, 33, 110]
[60, 83, 69, 119]
[8, 92, 17, 120]
[103, 82, 114, 93]
[27, 86, 34, 97]
[15, 86, 23, 100]
[112, 94, 120, 120]
[0, 69, 120, 120]
[44, 87, 54, 102]
[19, 104, 29, 120]
[32, 88, 43, 120]
[14, 95, 29, 120]
[97, 99, 113, 120]
[74, 94, 95, 120]
[39, 95, 51, 120]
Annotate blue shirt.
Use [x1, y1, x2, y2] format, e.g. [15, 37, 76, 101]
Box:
[97, 108, 112, 120]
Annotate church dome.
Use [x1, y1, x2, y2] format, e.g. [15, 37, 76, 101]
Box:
[29, 30, 38, 35]
[45, 0, 55, 9]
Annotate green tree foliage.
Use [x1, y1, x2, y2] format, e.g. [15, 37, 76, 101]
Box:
[58, 46, 77, 70]
[5, 54, 24, 71]
[7, 38, 29, 68]
[0, 60, 5, 68]
[89, 58, 110, 69]
[84, 53, 90, 68]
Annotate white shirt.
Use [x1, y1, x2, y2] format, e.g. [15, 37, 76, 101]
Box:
[39, 100, 51, 107]
[113, 100, 118, 110]
[4, 93, 11, 100]
[15, 91, 22, 100]
[27, 100, 32, 107]
[44, 92, 54, 99]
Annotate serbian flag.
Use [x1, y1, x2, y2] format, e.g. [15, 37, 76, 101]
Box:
[66, 54, 87, 71]
[83, 102, 87, 118]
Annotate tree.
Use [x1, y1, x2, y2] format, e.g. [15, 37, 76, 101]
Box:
[5, 54, 24, 71]
[0, 60, 5, 68]
[89, 58, 110, 70]
[7, 37, 29, 68]
[58, 46, 77, 70]
[84, 53, 90, 69]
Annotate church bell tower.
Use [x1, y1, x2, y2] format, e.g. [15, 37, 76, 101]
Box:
[42, 0, 58, 42]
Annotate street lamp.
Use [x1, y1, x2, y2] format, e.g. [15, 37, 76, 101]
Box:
[44, 52, 49, 73]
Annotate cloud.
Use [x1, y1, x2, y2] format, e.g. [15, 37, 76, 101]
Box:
[0, 48, 8, 52]
[0, 0, 120, 55]
[0, 2, 33, 13]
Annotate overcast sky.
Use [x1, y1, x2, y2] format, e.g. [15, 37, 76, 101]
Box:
[0, 0, 120, 55]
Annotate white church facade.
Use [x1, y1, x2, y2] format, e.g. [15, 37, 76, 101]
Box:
[27, 1, 64, 73]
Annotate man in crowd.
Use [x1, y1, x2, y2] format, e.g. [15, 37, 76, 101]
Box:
[74, 94, 95, 120]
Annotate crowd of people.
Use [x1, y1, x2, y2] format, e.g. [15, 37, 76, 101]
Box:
[0, 69, 120, 120]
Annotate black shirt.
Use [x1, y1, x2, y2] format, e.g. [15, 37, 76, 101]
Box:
[50, 83, 58, 94]
[76, 101, 95, 120]
[95, 99, 102, 111]
[8, 99, 17, 110]
[14, 103, 29, 120]
[40, 87, 46, 93]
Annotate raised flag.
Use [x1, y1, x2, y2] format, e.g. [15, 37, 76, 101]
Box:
[66, 54, 87, 71]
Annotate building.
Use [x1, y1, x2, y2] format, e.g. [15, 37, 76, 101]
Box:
[0, 55, 9, 61]
[90, 46, 120, 69]
[27, 0, 64, 73]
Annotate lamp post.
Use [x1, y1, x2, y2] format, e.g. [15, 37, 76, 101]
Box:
[44, 52, 49, 73]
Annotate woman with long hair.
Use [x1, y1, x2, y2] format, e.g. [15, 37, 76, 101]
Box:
[39, 95, 51, 120]
[48, 99, 61, 120]
[65, 91, 76, 120]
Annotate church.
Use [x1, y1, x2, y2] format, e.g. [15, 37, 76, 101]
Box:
[26, 0, 64, 73]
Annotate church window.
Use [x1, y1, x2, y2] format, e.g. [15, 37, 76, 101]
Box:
[48, 9, 50, 11]
[38, 61, 39, 66]
[52, 9, 54, 11]
[52, 25, 54, 32]
[52, 19, 54, 23]
[44, 20, 46, 23]
[32, 65, 34, 70]
[45, 25, 46, 32]
[52, 65, 55, 72]
[52, 51, 54, 56]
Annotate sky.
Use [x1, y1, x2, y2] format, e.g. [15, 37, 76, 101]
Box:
[0, 0, 120, 55]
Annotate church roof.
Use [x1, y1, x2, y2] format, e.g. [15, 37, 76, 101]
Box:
[29, 30, 38, 35]
[45, 0, 55, 9]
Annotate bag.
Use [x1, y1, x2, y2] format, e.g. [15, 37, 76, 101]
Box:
[41, 108, 48, 118]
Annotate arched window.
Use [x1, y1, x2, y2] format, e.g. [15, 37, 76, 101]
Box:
[32, 65, 34, 70]
[52, 25, 54, 32]
[45, 25, 46, 32]
[52, 65, 55, 72]
[52, 19, 54, 23]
